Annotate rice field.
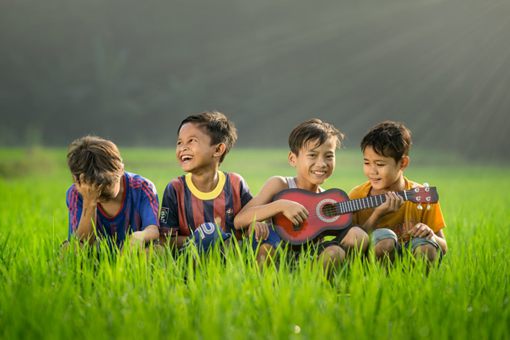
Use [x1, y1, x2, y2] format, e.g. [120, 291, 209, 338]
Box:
[0, 147, 509, 339]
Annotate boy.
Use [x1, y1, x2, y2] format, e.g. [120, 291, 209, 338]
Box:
[234, 119, 369, 272]
[349, 121, 447, 262]
[66, 136, 159, 248]
[159, 111, 273, 258]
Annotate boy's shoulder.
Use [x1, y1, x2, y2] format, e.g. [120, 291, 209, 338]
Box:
[348, 181, 372, 199]
[66, 184, 81, 206]
[224, 171, 245, 182]
[403, 177, 424, 189]
[125, 171, 157, 195]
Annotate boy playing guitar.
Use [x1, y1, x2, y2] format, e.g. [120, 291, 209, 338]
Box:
[234, 119, 368, 272]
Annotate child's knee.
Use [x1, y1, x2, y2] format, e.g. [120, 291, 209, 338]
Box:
[374, 238, 396, 258]
[321, 245, 346, 263]
[413, 244, 439, 262]
[342, 227, 369, 251]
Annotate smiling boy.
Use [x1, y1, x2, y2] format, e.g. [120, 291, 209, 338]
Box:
[349, 121, 447, 262]
[159, 111, 272, 257]
[234, 119, 368, 272]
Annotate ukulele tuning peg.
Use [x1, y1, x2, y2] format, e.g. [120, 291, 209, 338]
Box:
[423, 182, 429, 188]
[417, 203, 423, 210]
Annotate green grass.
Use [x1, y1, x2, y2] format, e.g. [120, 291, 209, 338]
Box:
[0, 147, 509, 339]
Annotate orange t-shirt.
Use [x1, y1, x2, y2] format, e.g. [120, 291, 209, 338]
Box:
[348, 178, 446, 242]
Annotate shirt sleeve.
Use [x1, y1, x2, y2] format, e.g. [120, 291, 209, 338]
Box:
[159, 181, 181, 236]
[238, 175, 253, 207]
[139, 179, 160, 230]
[423, 202, 446, 233]
[66, 185, 82, 240]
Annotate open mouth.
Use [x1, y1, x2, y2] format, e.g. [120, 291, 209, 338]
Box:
[312, 170, 327, 176]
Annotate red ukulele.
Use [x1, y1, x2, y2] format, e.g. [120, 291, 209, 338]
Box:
[271, 185, 439, 245]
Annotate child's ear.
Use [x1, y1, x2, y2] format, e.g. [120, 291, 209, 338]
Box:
[400, 156, 410, 170]
[214, 143, 227, 158]
[288, 151, 297, 167]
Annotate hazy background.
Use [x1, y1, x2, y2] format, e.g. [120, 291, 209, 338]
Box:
[1, 0, 509, 160]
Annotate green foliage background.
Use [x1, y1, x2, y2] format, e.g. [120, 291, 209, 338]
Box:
[0, 148, 509, 339]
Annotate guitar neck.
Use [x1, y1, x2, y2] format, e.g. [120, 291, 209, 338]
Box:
[336, 190, 410, 214]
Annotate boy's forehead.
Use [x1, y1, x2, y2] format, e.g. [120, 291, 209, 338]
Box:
[301, 137, 337, 152]
[178, 122, 210, 139]
[363, 146, 394, 161]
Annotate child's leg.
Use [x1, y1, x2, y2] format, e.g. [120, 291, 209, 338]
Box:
[256, 243, 276, 265]
[252, 228, 280, 266]
[318, 242, 346, 275]
[372, 228, 398, 261]
[340, 226, 369, 255]
[410, 238, 441, 262]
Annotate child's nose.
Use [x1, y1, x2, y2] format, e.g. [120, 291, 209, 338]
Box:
[316, 157, 327, 167]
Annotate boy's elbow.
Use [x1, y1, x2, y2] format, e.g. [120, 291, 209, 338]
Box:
[233, 216, 245, 230]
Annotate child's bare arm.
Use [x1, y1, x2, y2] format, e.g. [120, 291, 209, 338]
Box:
[432, 229, 447, 254]
[130, 225, 159, 246]
[361, 192, 403, 232]
[159, 228, 188, 248]
[74, 176, 102, 244]
[234, 176, 308, 229]
[408, 224, 447, 254]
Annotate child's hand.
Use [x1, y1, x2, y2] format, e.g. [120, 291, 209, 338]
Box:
[249, 221, 270, 241]
[374, 192, 403, 217]
[74, 174, 101, 204]
[280, 199, 309, 226]
[408, 222, 434, 239]
[129, 230, 146, 247]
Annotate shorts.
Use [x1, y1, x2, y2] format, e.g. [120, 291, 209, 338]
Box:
[371, 228, 442, 255]
[251, 224, 281, 251]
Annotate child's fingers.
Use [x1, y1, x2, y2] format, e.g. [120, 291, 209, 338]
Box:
[413, 223, 432, 238]
[258, 223, 269, 240]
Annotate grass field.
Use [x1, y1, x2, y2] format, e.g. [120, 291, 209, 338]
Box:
[0, 147, 509, 339]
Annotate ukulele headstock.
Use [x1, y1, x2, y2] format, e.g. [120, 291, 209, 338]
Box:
[406, 185, 439, 206]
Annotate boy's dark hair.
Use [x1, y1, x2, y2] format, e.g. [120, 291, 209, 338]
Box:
[178, 111, 238, 163]
[67, 135, 124, 187]
[361, 121, 412, 162]
[288, 119, 344, 155]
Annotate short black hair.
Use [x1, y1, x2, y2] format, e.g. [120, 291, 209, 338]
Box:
[288, 119, 344, 155]
[178, 111, 237, 163]
[361, 121, 412, 162]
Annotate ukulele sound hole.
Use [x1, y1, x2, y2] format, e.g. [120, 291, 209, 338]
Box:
[322, 204, 337, 217]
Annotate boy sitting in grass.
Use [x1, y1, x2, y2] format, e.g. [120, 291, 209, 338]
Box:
[159, 111, 273, 257]
[234, 119, 368, 272]
[349, 121, 447, 262]
[66, 136, 159, 248]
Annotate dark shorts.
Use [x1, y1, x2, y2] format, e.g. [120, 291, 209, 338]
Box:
[285, 225, 352, 258]
[372, 228, 443, 256]
[251, 225, 282, 250]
